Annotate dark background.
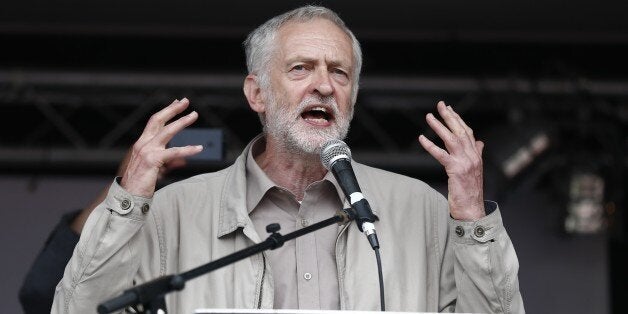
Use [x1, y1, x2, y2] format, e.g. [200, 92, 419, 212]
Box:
[0, 0, 626, 313]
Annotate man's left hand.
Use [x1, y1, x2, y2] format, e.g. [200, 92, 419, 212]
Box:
[418, 101, 486, 221]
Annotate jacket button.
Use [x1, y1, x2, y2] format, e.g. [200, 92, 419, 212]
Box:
[120, 199, 131, 210]
[303, 273, 312, 280]
[455, 226, 464, 237]
[141, 203, 150, 214]
[474, 226, 485, 237]
[301, 219, 309, 227]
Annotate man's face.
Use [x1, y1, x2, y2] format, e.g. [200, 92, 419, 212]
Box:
[262, 18, 355, 155]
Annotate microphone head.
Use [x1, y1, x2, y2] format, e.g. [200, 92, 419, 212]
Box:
[320, 139, 352, 170]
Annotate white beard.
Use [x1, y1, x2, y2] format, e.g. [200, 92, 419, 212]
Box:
[263, 91, 353, 155]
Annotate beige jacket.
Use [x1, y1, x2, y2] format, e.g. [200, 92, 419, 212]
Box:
[53, 141, 524, 313]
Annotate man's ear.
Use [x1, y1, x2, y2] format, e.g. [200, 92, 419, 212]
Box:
[243, 74, 266, 114]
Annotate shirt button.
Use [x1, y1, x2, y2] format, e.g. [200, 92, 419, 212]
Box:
[303, 273, 312, 280]
[141, 203, 150, 214]
[120, 199, 131, 210]
[301, 219, 309, 227]
[455, 226, 465, 237]
[474, 226, 485, 237]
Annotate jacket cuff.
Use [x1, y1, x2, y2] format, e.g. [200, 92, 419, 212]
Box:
[449, 201, 504, 244]
[104, 177, 153, 219]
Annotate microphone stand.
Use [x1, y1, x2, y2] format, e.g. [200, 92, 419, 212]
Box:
[97, 209, 355, 314]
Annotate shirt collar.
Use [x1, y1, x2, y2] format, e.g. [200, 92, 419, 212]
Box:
[245, 136, 277, 213]
[244, 135, 350, 213]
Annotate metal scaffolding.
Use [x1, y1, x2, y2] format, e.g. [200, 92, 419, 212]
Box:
[0, 69, 626, 177]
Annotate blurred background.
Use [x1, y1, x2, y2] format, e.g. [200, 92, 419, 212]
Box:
[0, 0, 626, 313]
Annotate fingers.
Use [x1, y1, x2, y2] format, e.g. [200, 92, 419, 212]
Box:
[418, 134, 451, 166]
[425, 112, 460, 154]
[122, 98, 198, 197]
[436, 101, 464, 137]
[419, 101, 484, 166]
[162, 145, 203, 162]
[448, 105, 474, 139]
[138, 98, 191, 144]
[436, 101, 476, 151]
[424, 101, 482, 156]
[151, 98, 190, 128]
[153, 111, 199, 146]
[143, 100, 200, 166]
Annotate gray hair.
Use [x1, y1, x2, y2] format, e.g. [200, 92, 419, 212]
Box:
[243, 5, 362, 104]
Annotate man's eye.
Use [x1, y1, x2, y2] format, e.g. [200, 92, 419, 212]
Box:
[292, 65, 306, 71]
[333, 68, 348, 77]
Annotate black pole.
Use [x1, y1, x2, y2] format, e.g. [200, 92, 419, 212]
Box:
[97, 209, 354, 314]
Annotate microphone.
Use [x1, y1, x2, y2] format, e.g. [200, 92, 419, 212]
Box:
[321, 139, 380, 249]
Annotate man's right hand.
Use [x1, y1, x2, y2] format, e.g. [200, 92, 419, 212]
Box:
[120, 98, 203, 197]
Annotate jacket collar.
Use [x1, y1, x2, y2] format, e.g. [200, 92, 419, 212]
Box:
[216, 135, 260, 238]
[216, 134, 375, 238]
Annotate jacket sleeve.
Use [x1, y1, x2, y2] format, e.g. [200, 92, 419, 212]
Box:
[51, 178, 159, 314]
[439, 200, 525, 314]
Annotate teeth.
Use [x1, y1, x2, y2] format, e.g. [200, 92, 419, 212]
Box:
[311, 106, 327, 113]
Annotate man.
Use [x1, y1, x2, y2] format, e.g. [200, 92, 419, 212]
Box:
[53, 5, 524, 313]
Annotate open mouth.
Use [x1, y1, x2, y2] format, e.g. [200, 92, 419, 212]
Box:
[300, 105, 334, 126]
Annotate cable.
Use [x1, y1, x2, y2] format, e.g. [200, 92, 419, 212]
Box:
[374, 247, 385, 311]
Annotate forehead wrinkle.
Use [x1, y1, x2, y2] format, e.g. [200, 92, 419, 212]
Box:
[283, 54, 350, 70]
[275, 20, 354, 69]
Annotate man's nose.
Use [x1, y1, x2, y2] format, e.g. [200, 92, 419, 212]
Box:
[311, 68, 333, 96]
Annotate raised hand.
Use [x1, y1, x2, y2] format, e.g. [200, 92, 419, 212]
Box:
[418, 101, 485, 221]
[120, 98, 203, 197]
